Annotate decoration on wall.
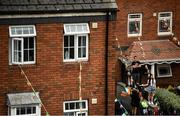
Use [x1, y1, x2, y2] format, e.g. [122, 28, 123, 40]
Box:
[171, 33, 180, 47]
[18, 65, 50, 116]
[78, 62, 83, 112]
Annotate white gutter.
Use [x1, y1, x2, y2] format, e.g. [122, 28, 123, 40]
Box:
[140, 58, 180, 64]
[0, 12, 107, 19]
[119, 57, 180, 64]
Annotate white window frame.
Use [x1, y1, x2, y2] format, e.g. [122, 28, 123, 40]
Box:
[9, 25, 36, 65]
[8, 105, 41, 116]
[128, 13, 142, 37]
[76, 111, 88, 116]
[158, 12, 172, 36]
[64, 23, 90, 35]
[9, 25, 36, 37]
[63, 100, 88, 116]
[63, 23, 89, 62]
[157, 64, 172, 78]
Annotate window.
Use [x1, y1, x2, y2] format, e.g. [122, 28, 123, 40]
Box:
[157, 64, 172, 77]
[9, 25, 36, 64]
[64, 23, 89, 62]
[158, 12, 172, 35]
[63, 100, 88, 116]
[7, 92, 41, 116]
[128, 13, 142, 37]
[16, 106, 36, 115]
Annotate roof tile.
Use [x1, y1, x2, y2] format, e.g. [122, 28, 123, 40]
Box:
[84, 0, 94, 3]
[0, 0, 118, 13]
[126, 40, 180, 62]
[73, 4, 83, 10]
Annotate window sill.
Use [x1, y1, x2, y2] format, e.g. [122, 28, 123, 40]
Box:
[128, 34, 142, 38]
[157, 75, 172, 78]
[9, 63, 37, 69]
[158, 32, 173, 36]
[63, 60, 89, 65]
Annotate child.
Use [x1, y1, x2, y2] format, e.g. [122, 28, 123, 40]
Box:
[141, 73, 156, 104]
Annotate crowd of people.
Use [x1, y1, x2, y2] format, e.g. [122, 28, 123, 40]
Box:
[120, 55, 158, 115]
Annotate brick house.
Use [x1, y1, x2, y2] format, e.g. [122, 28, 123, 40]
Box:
[0, 0, 118, 115]
[114, 0, 180, 88]
[0, 0, 180, 115]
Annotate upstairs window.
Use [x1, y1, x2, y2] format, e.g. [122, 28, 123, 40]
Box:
[158, 12, 172, 36]
[63, 23, 89, 62]
[128, 13, 142, 37]
[9, 25, 36, 65]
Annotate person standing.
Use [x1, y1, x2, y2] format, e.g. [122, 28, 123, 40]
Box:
[140, 73, 156, 105]
[131, 88, 140, 115]
[131, 56, 142, 88]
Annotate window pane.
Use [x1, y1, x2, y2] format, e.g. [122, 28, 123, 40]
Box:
[129, 21, 139, 34]
[24, 38, 28, 49]
[82, 36, 86, 46]
[64, 112, 75, 116]
[130, 14, 141, 18]
[70, 103, 75, 110]
[77, 25, 83, 32]
[70, 36, 74, 47]
[14, 40, 18, 51]
[78, 36, 86, 46]
[29, 50, 34, 61]
[160, 13, 171, 17]
[64, 23, 89, 34]
[29, 37, 34, 49]
[64, 36, 68, 47]
[78, 48, 86, 58]
[33, 107, 36, 113]
[29, 27, 34, 34]
[159, 67, 170, 75]
[16, 108, 20, 115]
[13, 39, 22, 63]
[82, 102, 86, 109]
[27, 107, 32, 114]
[14, 51, 18, 62]
[70, 48, 74, 59]
[23, 27, 29, 34]
[76, 102, 80, 109]
[16, 27, 22, 35]
[21, 107, 25, 114]
[24, 50, 29, 62]
[64, 48, 69, 59]
[18, 41, 21, 51]
[65, 103, 69, 110]
[78, 112, 86, 116]
[11, 28, 16, 35]
[70, 25, 76, 32]
[159, 20, 170, 32]
[18, 51, 22, 62]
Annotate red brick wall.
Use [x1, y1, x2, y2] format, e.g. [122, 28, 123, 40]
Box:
[107, 1, 180, 114]
[1, 1, 180, 115]
[0, 22, 108, 115]
[115, 0, 177, 45]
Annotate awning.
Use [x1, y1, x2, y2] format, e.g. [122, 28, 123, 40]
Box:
[7, 92, 40, 106]
[120, 39, 180, 65]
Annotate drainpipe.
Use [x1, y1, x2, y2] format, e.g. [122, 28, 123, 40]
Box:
[105, 11, 110, 115]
